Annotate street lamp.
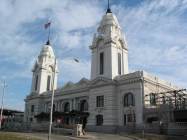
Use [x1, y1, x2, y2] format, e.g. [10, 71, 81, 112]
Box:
[48, 57, 79, 140]
[48, 58, 57, 140]
[0, 80, 7, 130]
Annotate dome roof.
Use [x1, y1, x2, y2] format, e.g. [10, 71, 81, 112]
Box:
[39, 44, 55, 58]
[99, 13, 120, 28]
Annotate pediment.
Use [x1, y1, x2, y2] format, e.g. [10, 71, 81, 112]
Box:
[77, 78, 90, 86]
[90, 77, 115, 86]
[62, 81, 75, 89]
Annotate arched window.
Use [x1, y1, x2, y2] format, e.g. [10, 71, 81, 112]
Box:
[31, 105, 35, 113]
[64, 102, 70, 112]
[80, 100, 88, 112]
[118, 53, 121, 75]
[124, 93, 135, 107]
[96, 115, 103, 126]
[100, 52, 104, 75]
[47, 75, 51, 91]
[35, 75, 38, 91]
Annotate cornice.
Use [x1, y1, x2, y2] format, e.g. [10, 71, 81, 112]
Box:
[143, 77, 177, 90]
[117, 77, 142, 85]
[26, 94, 41, 100]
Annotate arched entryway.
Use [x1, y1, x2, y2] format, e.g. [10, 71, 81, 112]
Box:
[80, 100, 88, 112]
[64, 102, 70, 112]
[123, 93, 136, 127]
[79, 100, 88, 130]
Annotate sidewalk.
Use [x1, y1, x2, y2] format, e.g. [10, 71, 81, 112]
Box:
[10, 132, 134, 140]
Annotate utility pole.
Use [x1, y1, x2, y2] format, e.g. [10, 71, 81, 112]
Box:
[48, 58, 56, 140]
[0, 80, 7, 129]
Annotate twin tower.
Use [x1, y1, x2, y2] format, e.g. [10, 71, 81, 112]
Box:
[31, 10, 129, 95]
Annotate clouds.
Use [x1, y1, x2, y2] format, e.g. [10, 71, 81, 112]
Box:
[58, 58, 90, 84]
[0, 0, 187, 110]
[53, 0, 102, 32]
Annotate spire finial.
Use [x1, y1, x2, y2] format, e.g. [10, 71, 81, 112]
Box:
[106, 0, 112, 14]
[46, 39, 50, 45]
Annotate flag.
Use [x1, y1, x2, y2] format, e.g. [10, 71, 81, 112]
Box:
[44, 22, 51, 29]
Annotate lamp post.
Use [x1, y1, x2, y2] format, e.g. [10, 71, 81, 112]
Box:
[0, 80, 7, 130]
[48, 58, 57, 140]
[47, 55, 79, 140]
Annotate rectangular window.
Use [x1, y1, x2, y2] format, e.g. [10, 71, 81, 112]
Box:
[96, 96, 104, 107]
[35, 75, 38, 91]
[96, 115, 103, 126]
[31, 105, 34, 113]
[47, 75, 51, 91]
[100, 52, 104, 75]
[127, 114, 136, 122]
[118, 53, 121, 75]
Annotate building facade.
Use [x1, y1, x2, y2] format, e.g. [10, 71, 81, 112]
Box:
[24, 7, 187, 133]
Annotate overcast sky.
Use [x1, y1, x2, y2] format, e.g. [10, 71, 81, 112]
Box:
[0, 0, 187, 111]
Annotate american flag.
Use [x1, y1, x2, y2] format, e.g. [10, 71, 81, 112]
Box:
[44, 22, 51, 29]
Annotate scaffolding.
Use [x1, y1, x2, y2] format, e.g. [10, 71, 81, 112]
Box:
[145, 89, 187, 109]
[144, 89, 187, 123]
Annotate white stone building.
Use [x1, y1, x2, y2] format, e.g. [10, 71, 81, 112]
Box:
[24, 7, 187, 133]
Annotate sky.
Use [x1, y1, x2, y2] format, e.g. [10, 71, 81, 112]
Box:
[0, 0, 187, 111]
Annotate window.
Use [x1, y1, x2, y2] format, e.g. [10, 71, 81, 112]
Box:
[35, 75, 38, 91]
[150, 93, 156, 105]
[127, 114, 136, 122]
[53, 104, 56, 112]
[118, 53, 121, 75]
[64, 102, 70, 112]
[124, 93, 135, 107]
[100, 52, 104, 74]
[47, 75, 51, 91]
[96, 115, 103, 126]
[31, 105, 34, 113]
[124, 114, 126, 125]
[96, 96, 104, 107]
[127, 114, 133, 122]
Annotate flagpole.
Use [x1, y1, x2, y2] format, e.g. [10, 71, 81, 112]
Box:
[45, 21, 51, 44]
[48, 24, 51, 42]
